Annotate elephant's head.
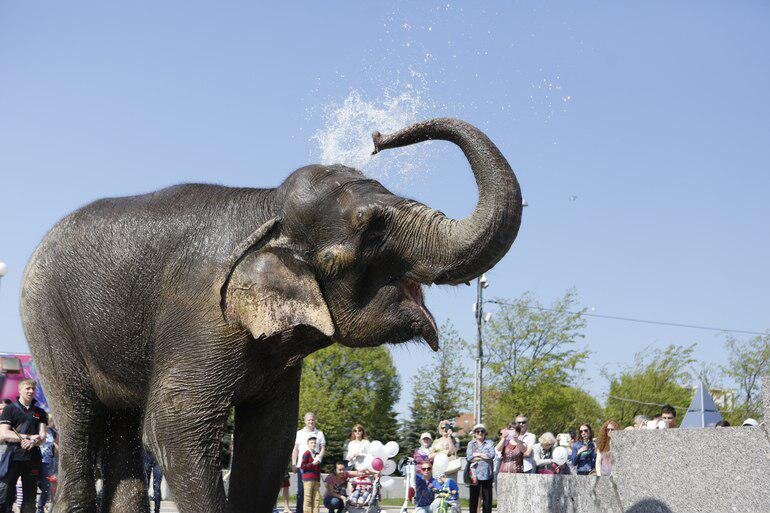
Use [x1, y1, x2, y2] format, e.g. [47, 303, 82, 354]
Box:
[220, 118, 522, 352]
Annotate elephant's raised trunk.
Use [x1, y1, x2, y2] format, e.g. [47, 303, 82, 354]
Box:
[372, 118, 522, 285]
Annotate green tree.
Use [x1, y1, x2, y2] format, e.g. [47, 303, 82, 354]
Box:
[481, 289, 588, 389]
[486, 383, 603, 436]
[721, 332, 770, 424]
[478, 289, 597, 434]
[298, 344, 401, 470]
[402, 321, 471, 456]
[604, 344, 696, 427]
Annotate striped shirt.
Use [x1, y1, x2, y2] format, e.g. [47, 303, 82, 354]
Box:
[300, 450, 320, 481]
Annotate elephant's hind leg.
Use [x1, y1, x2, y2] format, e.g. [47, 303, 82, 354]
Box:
[98, 410, 149, 513]
[49, 387, 106, 513]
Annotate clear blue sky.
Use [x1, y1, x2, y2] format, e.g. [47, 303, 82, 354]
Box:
[1, 2, 768, 417]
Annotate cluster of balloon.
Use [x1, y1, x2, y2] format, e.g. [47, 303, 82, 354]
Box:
[356, 440, 399, 489]
[432, 453, 450, 476]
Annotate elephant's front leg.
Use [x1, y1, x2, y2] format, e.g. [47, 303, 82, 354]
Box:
[227, 367, 302, 513]
[143, 380, 231, 513]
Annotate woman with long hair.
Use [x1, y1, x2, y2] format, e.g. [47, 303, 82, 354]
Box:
[344, 424, 370, 470]
[595, 420, 619, 476]
[570, 423, 596, 475]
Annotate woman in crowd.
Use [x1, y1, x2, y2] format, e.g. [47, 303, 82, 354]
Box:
[431, 420, 460, 479]
[323, 461, 370, 513]
[595, 420, 619, 477]
[431, 420, 458, 457]
[465, 424, 495, 513]
[413, 432, 434, 475]
[533, 432, 557, 473]
[495, 424, 525, 474]
[344, 424, 370, 470]
[570, 423, 596, 475]
[633, 415, 649, 430]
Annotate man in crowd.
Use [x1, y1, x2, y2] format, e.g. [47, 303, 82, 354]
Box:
[0, 379, 48, 513]
[412, 462, 438, 513]
[292, 412, 326, 513]
[660, 405, 676, 428]
[515, 414, 536, 473]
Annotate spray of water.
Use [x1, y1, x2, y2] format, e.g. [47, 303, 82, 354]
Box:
[310, 89, 437, 183]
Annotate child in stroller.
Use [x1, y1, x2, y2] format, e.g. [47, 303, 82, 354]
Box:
[347, 472, 381, 513]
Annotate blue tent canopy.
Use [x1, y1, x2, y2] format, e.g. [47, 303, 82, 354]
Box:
[680, 383, 724, 428]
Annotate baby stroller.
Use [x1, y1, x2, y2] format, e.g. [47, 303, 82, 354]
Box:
[346, 473, 381, 513]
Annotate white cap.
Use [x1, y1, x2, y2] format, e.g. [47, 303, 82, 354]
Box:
[742, 418, 759, 427]
[420, 432, 433, 441]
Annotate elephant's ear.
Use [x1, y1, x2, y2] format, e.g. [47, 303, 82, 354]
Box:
[219, 218, 335, 340]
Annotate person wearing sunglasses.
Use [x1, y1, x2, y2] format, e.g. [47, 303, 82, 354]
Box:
[511, 415, 536, 473]
[344, 424, 370, 471]
[595, 420, 619, 477]
[570, 424, 596, 475]
[412, 463, 439, 513]
[413, 432, 434, 475]
[466, 424, 495, 513]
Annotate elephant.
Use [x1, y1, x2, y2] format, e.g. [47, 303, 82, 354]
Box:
[19, 117, 522, 513]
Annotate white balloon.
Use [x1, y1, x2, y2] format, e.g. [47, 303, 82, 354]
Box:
[552, 446, 569, 467]
[369, 440, 387, 458]
[354, 457, 366, 471]
[381, 459, 397, 476]
[0, 262, 7, 277]
[380, 477, 395, 489]
[433, 453, 449, 475]
[384, 441, 400, 458]
[362, 454, 374, 472]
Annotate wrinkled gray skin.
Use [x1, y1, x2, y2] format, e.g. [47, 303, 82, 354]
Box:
[20, 118, 522, 513]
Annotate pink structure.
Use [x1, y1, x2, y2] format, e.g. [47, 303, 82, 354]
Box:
[0, 353, 48, 410]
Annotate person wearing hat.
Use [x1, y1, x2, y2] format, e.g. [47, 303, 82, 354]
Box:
[413, 432, 434, 475]
[465, 423, 495, 513]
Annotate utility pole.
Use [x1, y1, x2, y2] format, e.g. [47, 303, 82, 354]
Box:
[474, 273, 489, 425]
[0, 261, 7, 295]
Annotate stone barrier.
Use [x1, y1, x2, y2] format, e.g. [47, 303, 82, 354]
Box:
[498, 424, 769, 513]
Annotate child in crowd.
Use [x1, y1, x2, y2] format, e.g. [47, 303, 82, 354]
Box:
[300, 437, 322, 513]
[349, 473, 375, 507]
[431, 473, 460, 513]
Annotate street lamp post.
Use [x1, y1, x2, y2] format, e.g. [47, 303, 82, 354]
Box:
[0, 261, 7, 295]
[474, 273, 489, 425]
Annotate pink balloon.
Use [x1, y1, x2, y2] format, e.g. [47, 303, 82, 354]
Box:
[371, 457, 384, 471]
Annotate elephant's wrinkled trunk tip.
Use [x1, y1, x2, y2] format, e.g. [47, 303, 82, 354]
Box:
[371, 131, 383, 155]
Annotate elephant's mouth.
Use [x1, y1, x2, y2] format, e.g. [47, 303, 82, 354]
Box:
[399, 277, 439, 351]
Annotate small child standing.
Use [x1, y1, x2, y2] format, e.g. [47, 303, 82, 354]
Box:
[300, 437, 322, 513]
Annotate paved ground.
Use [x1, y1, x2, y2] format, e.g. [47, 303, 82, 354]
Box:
[156, 503, 410, 513]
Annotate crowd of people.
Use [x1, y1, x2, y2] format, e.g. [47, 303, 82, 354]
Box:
[288, 405, 764, 513]
[0, 381, 760, 513]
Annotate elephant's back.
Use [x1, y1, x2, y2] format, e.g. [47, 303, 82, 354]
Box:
[21, 184, 274, 407]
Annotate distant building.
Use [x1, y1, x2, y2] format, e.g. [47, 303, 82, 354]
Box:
[453, 412, 474, 436]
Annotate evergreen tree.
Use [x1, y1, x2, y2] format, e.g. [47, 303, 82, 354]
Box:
[402, 321, 471, 456]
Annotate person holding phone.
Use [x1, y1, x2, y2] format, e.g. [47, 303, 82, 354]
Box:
[495, 424, 525, 474]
